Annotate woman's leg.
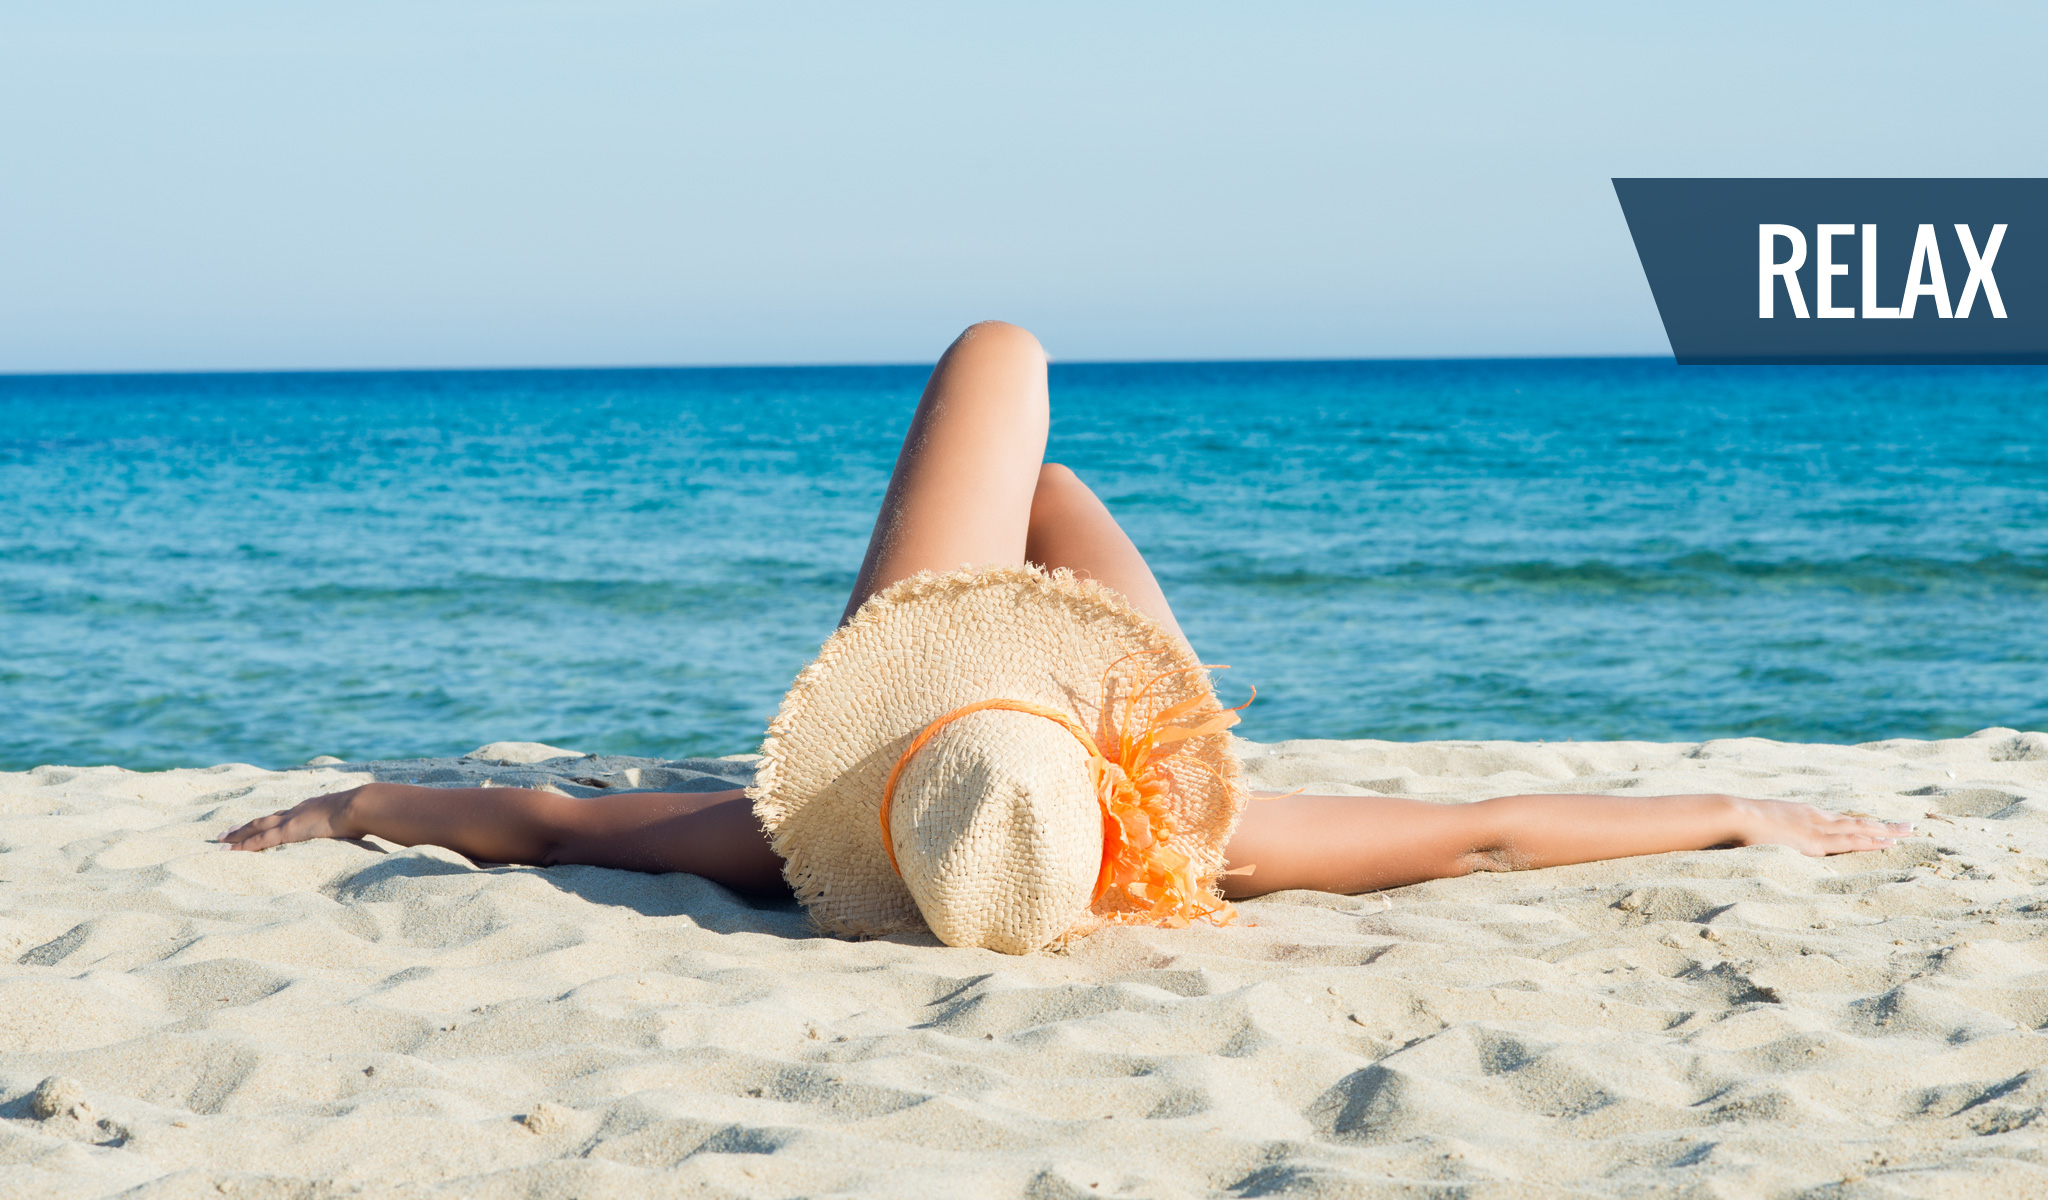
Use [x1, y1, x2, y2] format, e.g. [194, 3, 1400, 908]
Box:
[842, 321, 1052, 623]
[1023, 463, 1189, 650]
[843, 321, 1190, 648]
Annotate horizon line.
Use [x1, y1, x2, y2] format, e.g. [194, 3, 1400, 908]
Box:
[4, 352, 1688, 381]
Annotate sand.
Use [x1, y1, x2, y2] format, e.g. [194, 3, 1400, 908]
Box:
[3, 730, 2046, 1198]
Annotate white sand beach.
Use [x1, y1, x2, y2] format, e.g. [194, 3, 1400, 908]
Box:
[4, 731, 2046, 1198]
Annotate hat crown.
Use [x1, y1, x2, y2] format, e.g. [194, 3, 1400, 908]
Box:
[889, 708, 1100, 953]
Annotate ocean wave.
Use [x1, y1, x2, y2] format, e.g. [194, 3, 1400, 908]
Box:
[1187, 552, 2048, 597]
[3, 572, 850, 621]
[285, 573, 848, 616]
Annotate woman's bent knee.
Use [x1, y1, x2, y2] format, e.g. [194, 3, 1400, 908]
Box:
[1030, 463, 1089, 519]
[950, 320, 1045, 365]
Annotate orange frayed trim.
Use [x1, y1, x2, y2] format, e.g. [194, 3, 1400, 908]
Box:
[879, 662, 1251, 931]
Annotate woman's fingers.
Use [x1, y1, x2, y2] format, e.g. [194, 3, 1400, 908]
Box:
[227, 826, 277, 851]
[222, 814, 297, 851]
[225, 810, 298, 839]
[1804, 811, 1913, 856]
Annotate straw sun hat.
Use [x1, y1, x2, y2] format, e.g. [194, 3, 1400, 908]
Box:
[749, 565, 1251, 954]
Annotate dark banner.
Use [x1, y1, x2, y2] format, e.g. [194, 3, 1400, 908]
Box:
[1614, 178, 2044, 365]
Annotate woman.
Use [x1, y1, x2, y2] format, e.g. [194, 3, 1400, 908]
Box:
[224, 322, 1909, 895]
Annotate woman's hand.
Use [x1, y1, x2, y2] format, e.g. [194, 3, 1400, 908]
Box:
[221, 787, 366, 851]
[1722, 796, 1913, 856]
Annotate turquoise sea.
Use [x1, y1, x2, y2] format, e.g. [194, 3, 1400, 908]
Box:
[3, 359, 2045, 771]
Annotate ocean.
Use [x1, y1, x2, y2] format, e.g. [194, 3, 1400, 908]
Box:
[3, 358, 2044, 772]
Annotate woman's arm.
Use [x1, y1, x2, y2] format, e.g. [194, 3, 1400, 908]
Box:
[220, 784, 790, 893]
[1219, 791, 1911, 898]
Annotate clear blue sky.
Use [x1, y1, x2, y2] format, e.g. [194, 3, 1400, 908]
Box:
[3, 2, 2043, 372]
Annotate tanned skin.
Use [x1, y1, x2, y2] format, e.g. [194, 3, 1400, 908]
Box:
[224, 322, 1910, 892]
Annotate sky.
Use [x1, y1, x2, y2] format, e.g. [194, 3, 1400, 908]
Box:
[3, 2, 2044, 372]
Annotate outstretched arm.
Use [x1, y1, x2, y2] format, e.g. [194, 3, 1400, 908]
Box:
[1220, 790, 1911, 898]
[221, 784, 789, 894]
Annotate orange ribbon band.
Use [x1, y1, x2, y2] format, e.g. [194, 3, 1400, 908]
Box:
[878, 660, 1251, 930]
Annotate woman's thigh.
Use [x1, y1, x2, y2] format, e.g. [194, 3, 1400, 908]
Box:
[1025, 463, 1190, 651]
[843, 321, 1050, 623]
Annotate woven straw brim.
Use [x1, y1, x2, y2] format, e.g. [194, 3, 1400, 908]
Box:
[750, 565, 1246, 941]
